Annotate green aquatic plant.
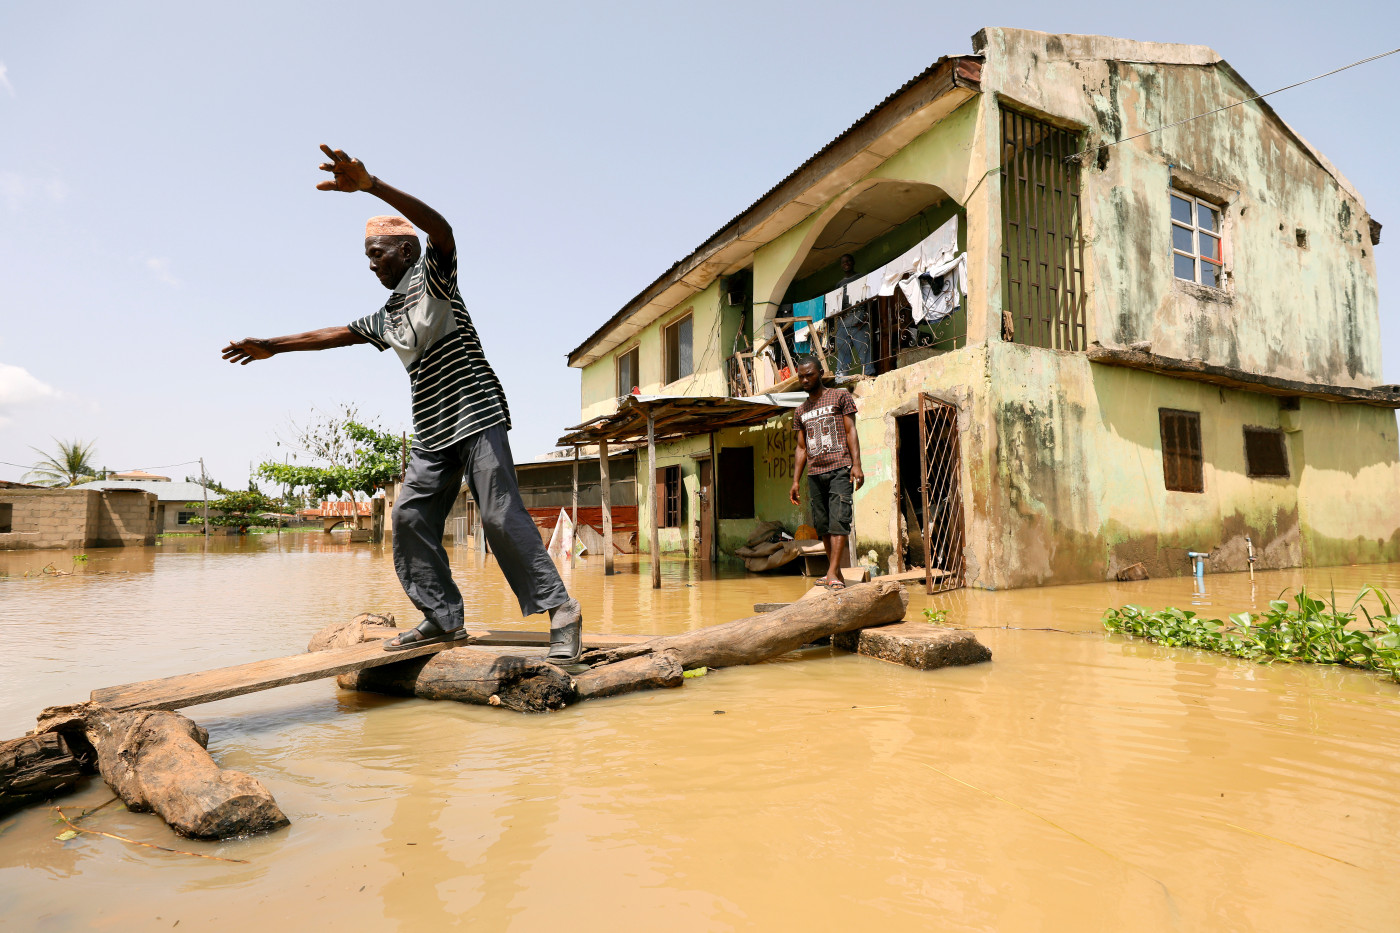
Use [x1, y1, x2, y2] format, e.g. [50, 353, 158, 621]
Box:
[922, 608, 949, 624]
[1103, 586, 1400, 683]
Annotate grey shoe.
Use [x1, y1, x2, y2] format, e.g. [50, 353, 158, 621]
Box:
[547, 598, 583, 662]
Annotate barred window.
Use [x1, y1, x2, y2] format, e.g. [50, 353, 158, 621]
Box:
[1243, 427, 1289, 478]
[1160, 409, 1204, 493]
[655, 465, 683, 528]
[1171, 192, 1224, 288]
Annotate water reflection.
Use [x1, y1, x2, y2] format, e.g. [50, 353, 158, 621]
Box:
[1, 536, 1399, 930]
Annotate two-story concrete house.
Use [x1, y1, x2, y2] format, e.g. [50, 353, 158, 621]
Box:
[562, 27, 1400, 589]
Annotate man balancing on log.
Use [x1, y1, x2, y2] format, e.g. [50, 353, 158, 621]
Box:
[789, 355, 864, 590]
[221, 145, 584, 662]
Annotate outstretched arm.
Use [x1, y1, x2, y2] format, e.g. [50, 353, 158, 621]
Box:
[316, 145, 454, 255]
[222, 326, 367, 365]
[844, 412, 864, 490]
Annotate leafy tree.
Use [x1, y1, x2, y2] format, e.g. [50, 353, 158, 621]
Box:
[25, 438, 101, 487]
[257, 406, 407, 501]
[184, 489, 284, 532]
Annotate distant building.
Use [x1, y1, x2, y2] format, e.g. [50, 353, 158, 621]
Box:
[0, 485, 158, 549]
[70, 478, 222, 534]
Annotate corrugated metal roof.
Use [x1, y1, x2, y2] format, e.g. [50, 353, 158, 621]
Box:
[565, 52, 980, 365]
[70, 479, 217, 502]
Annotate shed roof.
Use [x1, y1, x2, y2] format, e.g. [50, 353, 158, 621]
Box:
[557, 393, 803, 447]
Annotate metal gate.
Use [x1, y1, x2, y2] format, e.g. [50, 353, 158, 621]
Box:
[917, 393, 965, 594]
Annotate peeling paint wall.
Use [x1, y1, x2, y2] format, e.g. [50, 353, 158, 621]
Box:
[976, 27, 1382, 387]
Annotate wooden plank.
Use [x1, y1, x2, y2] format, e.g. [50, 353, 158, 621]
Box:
[91, 629, 654, 713]
[90, 634, 488, 712]
[884, 567, 949, 582]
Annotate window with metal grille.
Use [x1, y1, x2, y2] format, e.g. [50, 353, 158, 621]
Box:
[177, 511, 195, 525]
[1159, 409, 1204, 493]
[616, 346, 639, 397]
[1000, 109, 1087, 350]
[717, 447, 754, 519]
[655, 465, 683, 528]
[664, 314, 693, 385]
[1243, 427, 1289, 478]
[1171, 192, 1224, 288]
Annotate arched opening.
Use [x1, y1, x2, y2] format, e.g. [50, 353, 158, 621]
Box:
[736, 179, 967, 393]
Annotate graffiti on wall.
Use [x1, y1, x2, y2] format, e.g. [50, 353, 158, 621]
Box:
[763, 427, 798, 480]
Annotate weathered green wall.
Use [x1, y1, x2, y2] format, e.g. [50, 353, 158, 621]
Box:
[983, 341, 1400, 587]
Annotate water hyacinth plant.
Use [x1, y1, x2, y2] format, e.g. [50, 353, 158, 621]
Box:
[1103, 586, 1400, 683]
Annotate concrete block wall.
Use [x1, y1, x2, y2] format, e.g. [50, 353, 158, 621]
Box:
[0, 489, 100, 550]
[95, 490, 158, 546]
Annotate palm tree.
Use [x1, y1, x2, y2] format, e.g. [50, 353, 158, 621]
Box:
[25, 438, 101, 487]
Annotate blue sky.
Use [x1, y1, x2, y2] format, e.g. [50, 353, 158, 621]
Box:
[1, 2, 1397, 487]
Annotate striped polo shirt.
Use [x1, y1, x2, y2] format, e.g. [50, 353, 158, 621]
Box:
[348, 240, 510, 449]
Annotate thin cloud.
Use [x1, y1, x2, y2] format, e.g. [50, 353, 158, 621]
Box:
[145, 256, 180, 287]
[0, 61, 13, 97]
[0, 171, 68, 211]
[0, 362, 58, 428]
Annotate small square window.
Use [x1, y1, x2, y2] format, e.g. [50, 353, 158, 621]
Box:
[1171, 191, 1226, 288]
[0, 502, 12, 534]
[617, 346, 640, 397]
[1160, 409, 1204, 493]
[1243, 427, 1289, 478]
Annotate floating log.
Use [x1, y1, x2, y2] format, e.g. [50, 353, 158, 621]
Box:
[0, 732, 87, 815]
[832, 622, 992, 670]
[573, 650, 684, 699]
[583, 579, 909, 670]
[34, 702, 288, 840]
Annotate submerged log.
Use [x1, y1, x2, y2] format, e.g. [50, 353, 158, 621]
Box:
[582, 579, 909, 670]
[573, 650, 684, 700]
[0, 732, 87, 815]
[309, 621, 574, 712]
[34, 702, 288, 839]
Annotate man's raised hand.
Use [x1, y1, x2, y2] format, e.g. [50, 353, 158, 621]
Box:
[222, 338, 274, 365]
[316, 145, 374, 193]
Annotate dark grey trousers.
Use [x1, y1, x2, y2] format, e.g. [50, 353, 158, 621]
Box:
[392, 423, 569, 626]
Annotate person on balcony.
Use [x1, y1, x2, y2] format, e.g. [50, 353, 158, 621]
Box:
[221, 146, 584, 662]
[789, 356, 865, 589]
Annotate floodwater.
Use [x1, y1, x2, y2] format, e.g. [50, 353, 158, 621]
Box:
[2, 537, 1399, 932]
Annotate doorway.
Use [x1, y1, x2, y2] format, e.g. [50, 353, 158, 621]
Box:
[894, 394, 965, 592]
[697, 458, 714, 562]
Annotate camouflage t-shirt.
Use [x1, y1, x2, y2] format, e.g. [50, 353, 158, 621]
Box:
[793, 388, 858, 475]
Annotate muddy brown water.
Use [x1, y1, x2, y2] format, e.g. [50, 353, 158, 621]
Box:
[2, 536, 1398, 931]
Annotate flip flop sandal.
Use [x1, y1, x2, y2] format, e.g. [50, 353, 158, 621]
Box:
[383, 619, 470, 652]
[827, 580, 847, 591]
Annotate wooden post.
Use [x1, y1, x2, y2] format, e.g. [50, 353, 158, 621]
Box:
[571, 446, 580, 563]
[199, 457, 209, 543]
[599, 437, 614, 575]
[370, 497, 385, 543]
[647, 407, 660, 590]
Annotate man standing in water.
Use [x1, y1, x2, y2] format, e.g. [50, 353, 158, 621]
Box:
[222, 146, 583, 661]
[789, 356, 863, 589]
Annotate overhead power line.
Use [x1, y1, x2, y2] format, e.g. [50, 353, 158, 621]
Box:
[1070, 46, 1400, 161]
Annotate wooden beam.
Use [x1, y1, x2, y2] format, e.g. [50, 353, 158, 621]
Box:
[648, 407, 661, 590]
[88, 629, 653, 713]
[599, 437, 614, 575]
[709, 431, 719, 563]
[90, 635, 483, 712]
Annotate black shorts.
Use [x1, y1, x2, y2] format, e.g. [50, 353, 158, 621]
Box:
[808, 467, 853, 537]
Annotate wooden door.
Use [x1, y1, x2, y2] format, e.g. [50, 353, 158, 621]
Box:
[697, 459, 714, 562]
